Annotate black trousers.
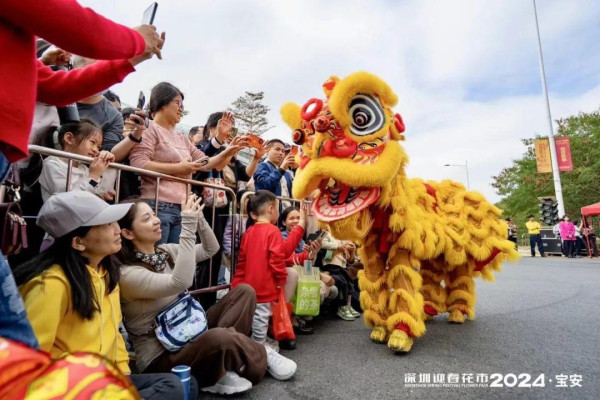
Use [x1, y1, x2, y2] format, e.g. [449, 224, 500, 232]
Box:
[529, 234, 545, 257]
[321, 264, 355, 306]
[130, 373, 198, 400]
[563, 240, 574, 257]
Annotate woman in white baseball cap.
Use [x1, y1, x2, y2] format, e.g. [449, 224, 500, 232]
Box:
[12, 190, 197, 399]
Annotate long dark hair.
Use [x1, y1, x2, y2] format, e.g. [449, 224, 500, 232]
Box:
[12, 226, 120, 320]
[278, 206, 300, 231]
[114, 200, 172, 271]
[149, 82, 184, 118]
[245, 190, 277, 230]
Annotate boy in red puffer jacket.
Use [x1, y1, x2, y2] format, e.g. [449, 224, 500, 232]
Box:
[231, 190, 305, 380]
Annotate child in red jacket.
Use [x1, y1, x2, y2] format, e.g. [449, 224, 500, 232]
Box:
[231, 190, 302, 380]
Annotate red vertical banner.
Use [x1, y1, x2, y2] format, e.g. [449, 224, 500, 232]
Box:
[554, 136, 573, 172]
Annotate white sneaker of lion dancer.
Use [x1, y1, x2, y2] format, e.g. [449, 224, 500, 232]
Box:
[200, 371, 252, 395]
[264, 344, 297, 380]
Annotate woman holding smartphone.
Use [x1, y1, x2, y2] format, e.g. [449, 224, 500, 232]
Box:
[13, 191, 197, 399]
[129, 82, 239, 243]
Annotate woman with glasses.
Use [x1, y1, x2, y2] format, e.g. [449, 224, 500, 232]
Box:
[129, 82, 238, 244]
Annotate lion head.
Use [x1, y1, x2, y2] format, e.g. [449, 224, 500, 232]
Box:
[281, 72, 408, 227]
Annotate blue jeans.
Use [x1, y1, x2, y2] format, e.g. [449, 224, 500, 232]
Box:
[0, 151, 39, 348]
[146, 200, 182, 244]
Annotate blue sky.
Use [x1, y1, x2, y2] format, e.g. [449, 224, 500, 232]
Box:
[79, 0, 600, 203]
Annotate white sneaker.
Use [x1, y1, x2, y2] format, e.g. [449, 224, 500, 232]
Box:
[200, 371, 252, 395]
[265, 337, 280, 353]
[264, 344, 297, 380]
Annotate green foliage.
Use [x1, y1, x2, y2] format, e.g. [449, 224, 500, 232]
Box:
[492, 109, 600, 234]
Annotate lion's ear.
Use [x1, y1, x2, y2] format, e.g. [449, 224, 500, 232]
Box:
[322, 76, 340, 98]
[280, 102, 302, 129]
[389, 113, 406, 141]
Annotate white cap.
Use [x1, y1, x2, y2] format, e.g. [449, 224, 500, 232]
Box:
[37, 191, 133, 238]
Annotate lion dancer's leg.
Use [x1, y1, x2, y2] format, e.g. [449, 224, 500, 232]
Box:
[445, 263, 476, 324]
[385, 248, 426, 353]
[420, 259, 447, 320]
[357, 234, 390, 344]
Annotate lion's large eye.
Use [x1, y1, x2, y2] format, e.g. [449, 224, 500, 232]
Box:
[349, 94, 385, 136]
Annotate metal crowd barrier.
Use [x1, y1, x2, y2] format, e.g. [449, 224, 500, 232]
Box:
[237, 191, 315, 249]
[27, 145, 237, 294]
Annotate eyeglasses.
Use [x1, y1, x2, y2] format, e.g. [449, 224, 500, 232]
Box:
[172, 99, 184, 110]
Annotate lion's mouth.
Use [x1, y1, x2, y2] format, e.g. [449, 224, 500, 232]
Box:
[312, 178, 380, 222]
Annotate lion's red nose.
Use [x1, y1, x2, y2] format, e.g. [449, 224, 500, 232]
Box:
[314, 116, 330, 133]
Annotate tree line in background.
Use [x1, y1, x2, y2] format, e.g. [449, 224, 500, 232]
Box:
[493, 109, 600, 234]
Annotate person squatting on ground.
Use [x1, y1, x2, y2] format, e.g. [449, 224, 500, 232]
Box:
[526, 215, 545, 257]
[320, 230, 361, 321]
[12, 191, 196, 399]
[231, 190, 299, 380]
[116, 196, 268, 395]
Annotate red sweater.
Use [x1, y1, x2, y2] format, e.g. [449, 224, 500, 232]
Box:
[0, 0, 145, 162]
[232, 223, 305, 303]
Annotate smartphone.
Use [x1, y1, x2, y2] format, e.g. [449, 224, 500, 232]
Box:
[290, 145, 299, 155]
[307, 230, 326, 243]
[194, 156, 210, 167]
[137, 91, 145, 110]
[247, 134, 264, 150]
[142, 2, 158, 25]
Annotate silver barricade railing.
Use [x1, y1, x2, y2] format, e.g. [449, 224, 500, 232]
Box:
[236, 191, 314, 259]
[28, 145, 237, 295]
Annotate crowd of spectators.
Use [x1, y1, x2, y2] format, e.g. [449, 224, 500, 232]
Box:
[0, 1, 362, 397]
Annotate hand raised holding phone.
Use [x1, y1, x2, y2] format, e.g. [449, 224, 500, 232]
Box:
[132, 25, 165, 61]
[182, 193, 204, 216]
[280, 153, 296, 170]
[179, 156, 209, 174]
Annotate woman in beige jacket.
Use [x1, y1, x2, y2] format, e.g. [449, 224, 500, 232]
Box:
[116, 195, 267, 395]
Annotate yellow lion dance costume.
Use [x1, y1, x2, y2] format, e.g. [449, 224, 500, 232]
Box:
[281, 72, 519, 353]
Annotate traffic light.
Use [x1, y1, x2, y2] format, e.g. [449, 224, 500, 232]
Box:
[539, 198, 559, 225]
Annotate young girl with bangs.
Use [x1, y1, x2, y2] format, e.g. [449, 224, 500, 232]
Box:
[37, 118, 117, 202]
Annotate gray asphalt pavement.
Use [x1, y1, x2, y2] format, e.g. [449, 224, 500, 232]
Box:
[204, 256, 600, 400]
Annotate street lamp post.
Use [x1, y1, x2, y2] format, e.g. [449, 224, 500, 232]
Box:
[444, 161, 470, 190]
[533, 0, 566, 217]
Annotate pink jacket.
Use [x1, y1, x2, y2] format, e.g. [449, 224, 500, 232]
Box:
[129, 121, 206, 204]
[559, 221, 576, 241]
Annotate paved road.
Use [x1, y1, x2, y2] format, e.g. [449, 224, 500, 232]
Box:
[204, 257, 600, 399]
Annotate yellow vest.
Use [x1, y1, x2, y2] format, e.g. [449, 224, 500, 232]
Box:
[19, 264, 130, 373]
